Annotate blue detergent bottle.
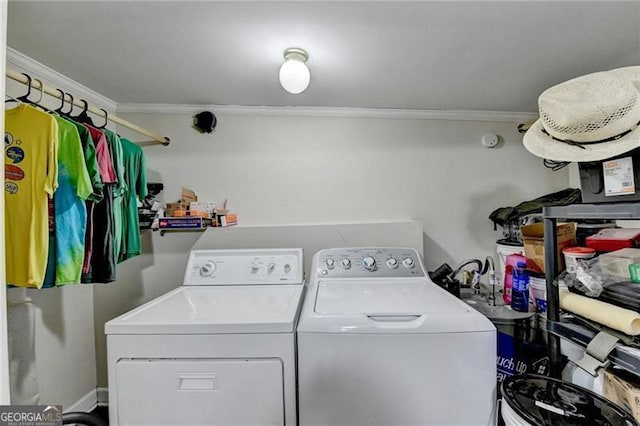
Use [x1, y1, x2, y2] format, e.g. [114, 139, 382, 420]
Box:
[511, 261, 530, 312]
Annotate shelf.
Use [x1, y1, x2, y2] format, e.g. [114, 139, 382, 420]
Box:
[547, 319, 640, 378]
[543, 201, 640, 378]
[158, 228, 207, 236]
[543, 203, 640, 220]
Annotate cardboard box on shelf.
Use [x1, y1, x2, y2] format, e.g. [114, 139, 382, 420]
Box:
[521, 222, 576, 272]
[603, 369, 640, 422]
[218, 212, 237, 227]
[190, 201, 216, 217]
[164, 202, 186, 217]
[181, 187, 198, 204]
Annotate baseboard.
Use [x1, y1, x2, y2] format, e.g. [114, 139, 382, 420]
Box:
[64, 388, 98, 413]
[96, 387, 109, 407]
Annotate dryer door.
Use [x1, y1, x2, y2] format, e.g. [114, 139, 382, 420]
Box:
[115, 358, 284, 426]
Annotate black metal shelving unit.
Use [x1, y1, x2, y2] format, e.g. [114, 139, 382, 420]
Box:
[543, 202, 640, 378]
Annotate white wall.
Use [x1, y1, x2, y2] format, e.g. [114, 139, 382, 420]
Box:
[118, 111, 569, 269]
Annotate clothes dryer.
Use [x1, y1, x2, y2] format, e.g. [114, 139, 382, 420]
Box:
[297, 247, 497, 425]
[106, 248, 304, 426]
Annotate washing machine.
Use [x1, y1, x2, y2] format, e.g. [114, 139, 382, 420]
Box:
[106, 248, 304, 426]
[297, 247, 497, 426]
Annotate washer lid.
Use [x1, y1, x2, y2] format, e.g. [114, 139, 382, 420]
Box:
[315, 280, 469, 315]
[502, 374, 636, 426]
[105, 285, 304, 335]
[299, 279, 495, 334]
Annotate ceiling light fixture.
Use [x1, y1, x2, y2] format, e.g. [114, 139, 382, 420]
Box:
[279, 47, 310, 94]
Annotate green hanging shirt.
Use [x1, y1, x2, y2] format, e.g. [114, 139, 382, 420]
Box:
[71, 122, 103, 203]
[103, 129, 126, 262]
[119, 138, 147, 261]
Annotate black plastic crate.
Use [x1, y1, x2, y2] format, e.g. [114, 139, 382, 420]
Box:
[579, 148, 640, 203]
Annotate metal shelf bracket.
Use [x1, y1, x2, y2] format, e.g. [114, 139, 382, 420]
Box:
[576, 331, 619, 376]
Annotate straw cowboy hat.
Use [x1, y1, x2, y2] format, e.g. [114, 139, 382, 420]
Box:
[523, 66, 640, 162]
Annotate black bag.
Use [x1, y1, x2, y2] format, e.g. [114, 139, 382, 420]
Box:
[489, 188, 582, 229]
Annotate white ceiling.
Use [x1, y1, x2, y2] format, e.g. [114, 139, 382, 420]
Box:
[6, 1, 640, 113]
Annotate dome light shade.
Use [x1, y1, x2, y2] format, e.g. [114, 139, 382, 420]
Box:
[279, 48, 310, 94]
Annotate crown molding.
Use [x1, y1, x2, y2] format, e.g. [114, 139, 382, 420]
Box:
[117, 103, 538, 123]
[5, 47, 537, 124]
[6, 47, 117, 112]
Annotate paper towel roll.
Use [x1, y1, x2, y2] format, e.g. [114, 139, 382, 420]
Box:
[560, 291, 640, 335]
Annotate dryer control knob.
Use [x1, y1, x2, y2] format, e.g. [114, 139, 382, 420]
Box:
[284, 264, 291, 273]
[362, 256, 377, 271]
[402, 258, 415, 269]
[386, 258, 398, 269]
[250, 263, 260, 274]
[325, 258, 336, 269]
[200, 261, 216, 277]
[341, 258, 351, 269]
[267, 263, 276, 273]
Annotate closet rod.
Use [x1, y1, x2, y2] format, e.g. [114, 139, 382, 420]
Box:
[6, 69, 170, 146]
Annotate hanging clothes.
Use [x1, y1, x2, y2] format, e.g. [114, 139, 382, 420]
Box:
[4, 104, 58, 288]
[83, 124, 117, 283]
[81, 124, 115, 283]
[72, 122, 103, 203]
[43, 117, 92, 287]
[43, 197, 56, 286]
[84, 125, 116, 184]
[71, 122, 103, 284]
[119, 138, 147, 262]
[103, 129, 126, 262]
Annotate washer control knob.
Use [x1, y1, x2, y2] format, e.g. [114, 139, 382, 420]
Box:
[284, 264, 291, 273]
[402, 258, 415, 269]
[325, 258, 336, 269]
[341, 258, 351, 269]
[386, 258, 398, 269]
[200, 261, 216, 277]
[250, 263, 260, 274]
[267, 263, 276, 273]
[362, 256, 377, 271]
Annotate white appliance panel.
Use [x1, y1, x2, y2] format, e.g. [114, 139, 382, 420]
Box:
[184, 249, 303, 286]
[315, 279, 470, 314]
[297, 332, 496, 426]
[116, 358, 284, 426]
[106, 285, 304, 334]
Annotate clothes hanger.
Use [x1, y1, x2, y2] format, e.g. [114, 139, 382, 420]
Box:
[16, 73, 33, 103]
[13, 75, 55, 114]
[28, 79, 56, 114]
[31, 79, 44, 104]
[54, 89, 67, 114]
[72, 99, 95, 126]
[97, 108, 108, 129]
[5, 93, 21, 106]
[61, 92, 75, 118]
